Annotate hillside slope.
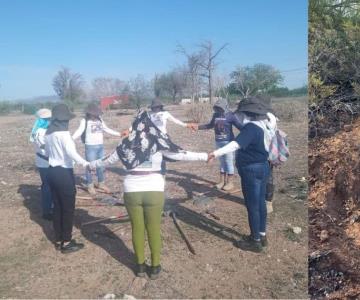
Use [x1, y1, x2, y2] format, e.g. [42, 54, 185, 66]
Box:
[309, 121, 360, 299]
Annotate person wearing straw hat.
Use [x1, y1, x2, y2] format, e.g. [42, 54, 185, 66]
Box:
[30, 108, 53, 220]
[45, 104, 90, 253]
[72, 103, 121, 195]
[208, 96, 275, 253]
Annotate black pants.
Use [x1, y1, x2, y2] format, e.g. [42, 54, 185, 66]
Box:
[48, 166, 76, 242]
[265, 164, 274, 202]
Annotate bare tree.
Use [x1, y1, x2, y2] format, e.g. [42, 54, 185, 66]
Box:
[153, 68, 187, 102]
[177, 45, 204, 102]
[178, 41, 228, 103]
[53, 67, 84, 102]
[197, 41, 228, 103]
[91, 77, 126, 100]
[129, 74, 152, 109]
[213, 74, 230, 99]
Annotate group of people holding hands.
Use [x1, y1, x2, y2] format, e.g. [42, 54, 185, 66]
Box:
[30, 95, 278, 279]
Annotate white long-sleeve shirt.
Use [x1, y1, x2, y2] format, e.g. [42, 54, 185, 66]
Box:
[91, 150, 208, 192]
[213, 141, 240, 158]
[72, 118, 120, 145]
[32, 128, 49, 168]
[149, 111, 187, 134]
[45, 131, 89, 168]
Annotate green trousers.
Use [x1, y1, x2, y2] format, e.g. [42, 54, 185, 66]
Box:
[124, 191, 165, 267]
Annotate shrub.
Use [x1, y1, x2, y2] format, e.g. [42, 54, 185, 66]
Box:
[272, 97, 307, 122]
[0, 101, 12, 115]
[22, 103, 39, 115]
[185, 103, 213, 123]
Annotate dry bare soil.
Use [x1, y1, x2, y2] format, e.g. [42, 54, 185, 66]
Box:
[0, 100, 307, 299]
[309, 121, 360, 299]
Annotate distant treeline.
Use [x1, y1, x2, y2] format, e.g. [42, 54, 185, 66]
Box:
[0, 85, 308, 116]
[266, 85, 308, 98]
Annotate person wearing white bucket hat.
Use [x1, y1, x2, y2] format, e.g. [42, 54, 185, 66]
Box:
[30, 108, 53, 220]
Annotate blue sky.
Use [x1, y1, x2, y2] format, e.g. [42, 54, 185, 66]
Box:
[0, 0, 308, 99]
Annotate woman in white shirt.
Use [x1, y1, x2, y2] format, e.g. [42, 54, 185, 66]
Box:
[148, 99, 195, 134]
[90, 111, 207, 279]
[45, 104, 89, 254]
[72, 103, 120, 195]
[148, 99, 196, 175]
[30, 108, 53, 220]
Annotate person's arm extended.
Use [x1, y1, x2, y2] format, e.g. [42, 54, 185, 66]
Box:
[166, 112, 187, 127]
[162, 150, 208, 161]
[102, 121, 121, 136]
[64, 134, 89, 167]
[198, 114, 215, 130]
[35, 128, 46, 149]
[90, 150, 120, 169]
[72, 119, 86, 140]
[213, 141, 240, 157]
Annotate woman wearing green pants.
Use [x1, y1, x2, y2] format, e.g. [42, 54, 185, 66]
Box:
[90, 112, 208, 279]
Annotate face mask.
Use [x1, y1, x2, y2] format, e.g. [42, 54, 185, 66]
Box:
[152, 107, 162, 113]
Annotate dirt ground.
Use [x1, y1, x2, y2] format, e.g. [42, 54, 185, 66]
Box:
[309, 120, 360, 299]
[0, 101, 308, 299]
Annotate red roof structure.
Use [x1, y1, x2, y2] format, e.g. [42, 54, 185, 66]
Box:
[100, 95, 129, 110]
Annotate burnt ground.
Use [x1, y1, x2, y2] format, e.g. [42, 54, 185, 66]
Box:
[0, 101, 307, 299]
[309, 120, 360, 299]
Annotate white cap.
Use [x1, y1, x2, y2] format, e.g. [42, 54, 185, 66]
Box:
[36, 108, 52, 119]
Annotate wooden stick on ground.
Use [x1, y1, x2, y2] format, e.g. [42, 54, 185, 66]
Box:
[81, 214, 129, 226]
[76, 195, 94, 200]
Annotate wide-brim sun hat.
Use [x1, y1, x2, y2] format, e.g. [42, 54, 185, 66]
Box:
[36, 108, 52, 119]
[149, 99, 164, 109]
[237, 96, 270, 115]
[85, 103, 103, 116]
[51, 104, 76, 121]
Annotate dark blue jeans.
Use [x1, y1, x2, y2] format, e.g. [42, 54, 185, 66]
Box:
[238, 162, 270, 241]
[38, 167, 53, 215]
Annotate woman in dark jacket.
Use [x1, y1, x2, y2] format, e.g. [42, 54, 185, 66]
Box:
[196, 98, 243, 191]
[208, 96, 273, 253]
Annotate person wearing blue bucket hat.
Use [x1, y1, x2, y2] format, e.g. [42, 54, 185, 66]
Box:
[30, 108, 53, 220]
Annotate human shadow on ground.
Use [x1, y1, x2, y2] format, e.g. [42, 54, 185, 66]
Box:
[165, 204, 244, 244]
[18, 184, 54, 243]
[165, 169, 245, 206]
[74, 209, 135, 273]
[19, 184, 136, 273]
[105, 166, 246, 244]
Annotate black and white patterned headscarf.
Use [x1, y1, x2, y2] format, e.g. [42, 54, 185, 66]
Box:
[116, 110, 182, 170]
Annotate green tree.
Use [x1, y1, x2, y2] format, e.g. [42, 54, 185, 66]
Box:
[229, 64, 283, 97]
[52, 67, 84, 103]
